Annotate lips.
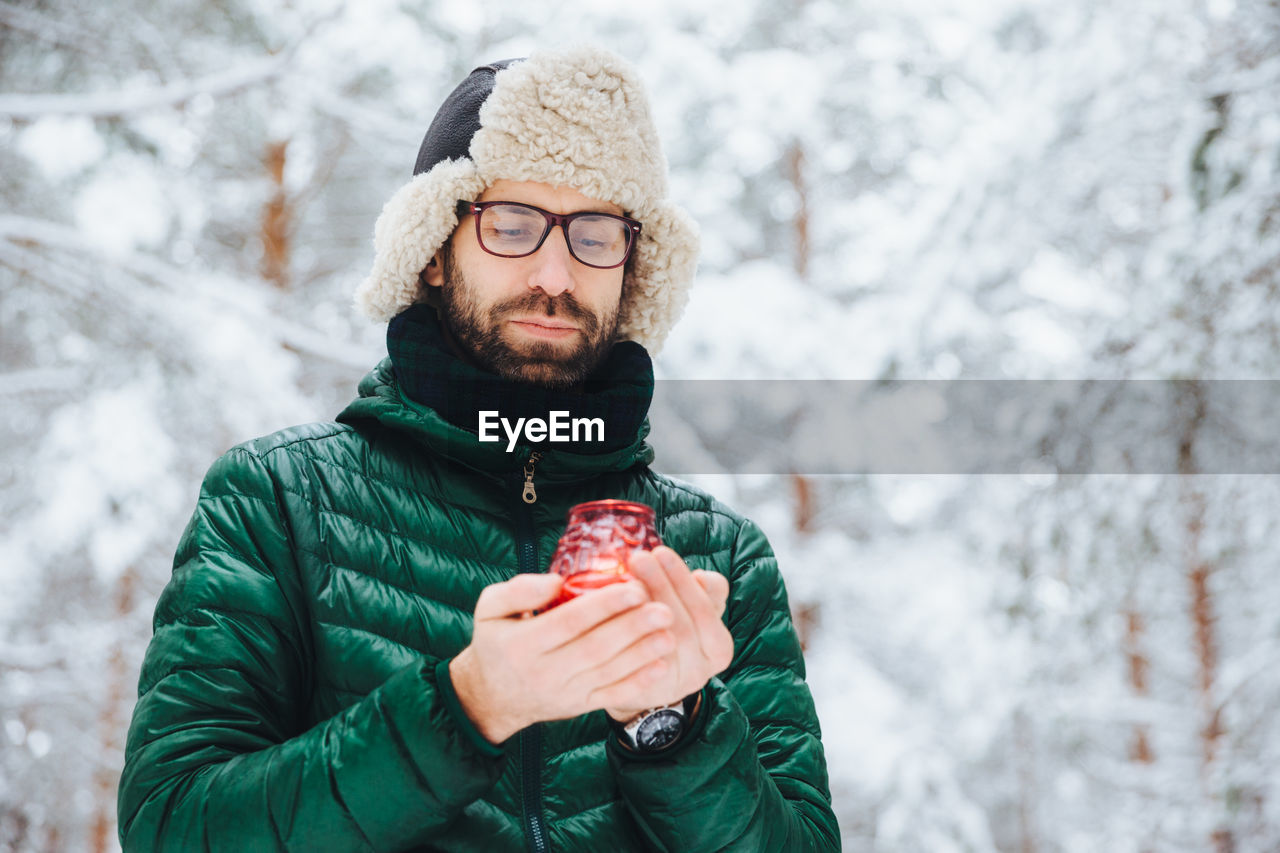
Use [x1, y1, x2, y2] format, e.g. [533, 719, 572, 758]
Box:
[507, 316, 580, 339]
[511, 316, 577, 330]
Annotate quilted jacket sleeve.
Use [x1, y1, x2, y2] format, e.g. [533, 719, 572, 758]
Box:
[117, 447, 505, 852]
[607, 518, 840, 851]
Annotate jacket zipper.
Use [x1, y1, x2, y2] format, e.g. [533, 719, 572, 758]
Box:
[522, 451, 542, 504]
[513, 452, 549, 853]
[520, 727, 548, 853]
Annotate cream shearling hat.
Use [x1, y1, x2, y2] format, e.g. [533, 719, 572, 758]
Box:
[354, 46, 699, 354]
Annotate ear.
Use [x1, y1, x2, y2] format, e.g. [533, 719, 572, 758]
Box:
[421, 253, 445, 289]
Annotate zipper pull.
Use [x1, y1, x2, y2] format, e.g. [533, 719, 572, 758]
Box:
[522, 451, 543, 504]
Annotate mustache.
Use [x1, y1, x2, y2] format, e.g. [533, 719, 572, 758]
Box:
[490, 292, 598, 333]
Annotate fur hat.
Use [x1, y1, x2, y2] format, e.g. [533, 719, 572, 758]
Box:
[354, 46, 699, 354]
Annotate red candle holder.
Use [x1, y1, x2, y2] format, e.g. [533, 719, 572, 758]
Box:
[546, 500, 661, 608]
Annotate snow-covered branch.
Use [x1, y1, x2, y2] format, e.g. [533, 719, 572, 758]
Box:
[0, 216, 377, 371]
[0, 55, 289, 120]
[0, 367, 86, 397]
[309, 88, 424, 146]
[1200, 54, 1280, 97]
[0, 2, 101, 55]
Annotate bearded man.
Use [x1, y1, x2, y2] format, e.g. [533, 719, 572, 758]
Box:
[118, 47, 839, 852]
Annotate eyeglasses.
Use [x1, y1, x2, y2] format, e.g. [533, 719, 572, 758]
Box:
[456, 200, 642, 269]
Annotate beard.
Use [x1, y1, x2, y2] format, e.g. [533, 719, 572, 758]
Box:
[438, 250, 622, 389]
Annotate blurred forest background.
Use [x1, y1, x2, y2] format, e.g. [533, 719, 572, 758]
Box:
[2, 0, 1279, 850]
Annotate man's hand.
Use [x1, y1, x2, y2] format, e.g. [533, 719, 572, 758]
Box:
[604, 546, 734, 723]
[449, 573, 678, 744]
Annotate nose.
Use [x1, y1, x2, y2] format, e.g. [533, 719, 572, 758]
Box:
[528, 226, 575, 297]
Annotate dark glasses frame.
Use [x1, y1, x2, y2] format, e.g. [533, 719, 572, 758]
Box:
[455, 200, 642, 269]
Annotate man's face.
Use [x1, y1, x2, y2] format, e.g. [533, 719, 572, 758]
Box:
[426, 180, 627, 389]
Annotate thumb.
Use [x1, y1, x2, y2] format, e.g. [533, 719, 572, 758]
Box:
[474, 573, 564, 620]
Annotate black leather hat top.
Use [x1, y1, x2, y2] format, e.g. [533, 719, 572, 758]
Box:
[413, 59, 522, 177]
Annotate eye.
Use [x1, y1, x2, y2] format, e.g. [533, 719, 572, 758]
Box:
[488, 225, 535, 239]
[571, 218, 625, 250]
[481, 206, 545, 244]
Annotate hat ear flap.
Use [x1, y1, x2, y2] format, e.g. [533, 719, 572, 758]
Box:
[354, 160, 486, 321]
[618, 200, 700, 354]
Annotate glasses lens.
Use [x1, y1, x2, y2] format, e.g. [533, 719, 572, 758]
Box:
[567, 215, 631, 267]
[478, 204, 547, 256]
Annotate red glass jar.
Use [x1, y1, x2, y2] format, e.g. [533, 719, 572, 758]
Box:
[546, 500, 661, 608]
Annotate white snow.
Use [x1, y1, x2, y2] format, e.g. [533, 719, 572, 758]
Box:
[15, 115, 105, 181]
[73, 160, 170, 254]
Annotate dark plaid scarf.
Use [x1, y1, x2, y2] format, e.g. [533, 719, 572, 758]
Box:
[386, 303, 653, 455]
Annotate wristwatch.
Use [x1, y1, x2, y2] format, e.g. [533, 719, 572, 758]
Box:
[617, 693, 700, 753]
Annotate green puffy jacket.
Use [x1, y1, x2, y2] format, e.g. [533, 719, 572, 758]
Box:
[118, 360, 839, 852]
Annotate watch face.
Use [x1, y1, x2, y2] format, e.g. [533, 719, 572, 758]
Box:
[636, 709, 684, 751]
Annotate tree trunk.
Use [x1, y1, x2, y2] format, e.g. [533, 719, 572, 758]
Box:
[785, 141, 809, 280]
[1177, 381, 1232, 850]
[90, 566, 137, 853]
[261, 139, 291, 288]
[791, 473, 816, 534]
[1013, 708, 1039, 853]
[789, 474, 818, 651]
[1123, 607, 1155, 764]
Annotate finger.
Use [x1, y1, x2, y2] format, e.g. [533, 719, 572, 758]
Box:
[628, 550, 686, 618]
[547, 600, 672, 664]
[586, 656, 672, 712]
[653, 547, 720, 623]
[532, 580, 649, 652]
[655, 549, 734, 665]
[692, 570, 729, 615]
[569, 627, 675, 698]
[474, 573, 563, 620]
[629, 551, 704, 682]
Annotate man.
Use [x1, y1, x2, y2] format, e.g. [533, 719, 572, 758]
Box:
[118, 47, 839, 851]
